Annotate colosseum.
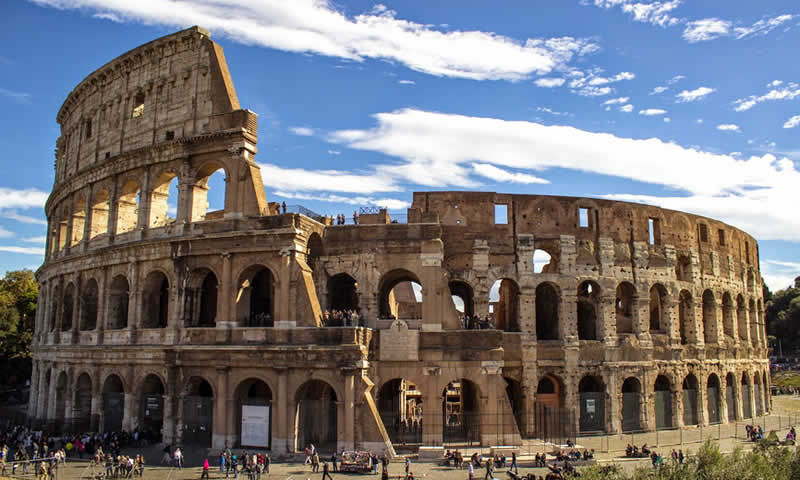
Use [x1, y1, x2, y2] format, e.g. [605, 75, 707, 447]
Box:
[30, 26, 770, 455]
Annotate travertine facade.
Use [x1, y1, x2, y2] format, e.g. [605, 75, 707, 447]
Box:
[31, 27, 770, 454]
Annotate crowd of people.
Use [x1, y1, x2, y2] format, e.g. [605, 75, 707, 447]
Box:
[745, 424, 764, 441]
[460, 313, 497, 330]
[214, 448, 271, 479]
[323, 309, 365, 327]
[333, 212, 359, 225]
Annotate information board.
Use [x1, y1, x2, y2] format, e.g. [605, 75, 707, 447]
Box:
[241, 404, 270, 447]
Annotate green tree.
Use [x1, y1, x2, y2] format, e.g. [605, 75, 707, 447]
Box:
[0, 269, 38, 384]
[765, 276, 800, 353]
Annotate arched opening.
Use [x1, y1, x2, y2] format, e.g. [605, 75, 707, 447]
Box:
[57, 215, 68, 251]
[378, 269, 422, 321]
[504, 377, 524, 435]
[442, 379, 481, 445]
[55, 372, 68, 433]
[307, 233, 324, 269]
[725, 373, 737, 422]
[736, 295, 748, 342]
[535, 375, 567, 443]
[615, 282, 636, 334]
[71, 196, 86, 245]
[702, 290, 718, 344]
[706, 374, 721, 424]
[141, 271, 169, 328]
[49, 284, 60, 332]
[749, 299, 758, 346]
[535, 282, 559, 340]
[108, 275, 129, 330]
[649, 284, 668, 332]
[682, 374, 699, 426]
[149, 172, 179, 228]
[295, 380, 337, 452]
[679, 290, 693, 344]
[754, 373, 763, 416]
[80, 278, 98, 330]
[90, 189, 110, 239]
[62, 282, 75, 332]
[102, 374, 125, 432]
[41, 369, 52, 421]
[578, 376, 605, 433]
[186, 270, 218, 327]
[577, 281, 600, 340]
[490, 279, 520, 332]
[74, 373, 92, 432]
[378, 379, 422, 447]
[140, 374, 165, 443]
[191, 164, 227, 222]
[183, 377, 214, 447]
[116, 180, 140, 234]
[235, 379, 273, 449]
[450, 280, 474, 320]
[654, 375, 673, 429]
[533, 249, 558, 274]
[675, 254, 692, 282]
[722, 293, 735, 339]
[236, 266, 274, 327]
[621, 377, 641, 432]
[327, 273, 359, 322]
[741, 373, 752, 418]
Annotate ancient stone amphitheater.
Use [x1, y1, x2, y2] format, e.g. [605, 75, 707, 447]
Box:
[30, 27, 770, 454]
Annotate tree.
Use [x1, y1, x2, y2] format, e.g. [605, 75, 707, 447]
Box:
[0, 269, 38, 384]
[765, 276, 800, 354]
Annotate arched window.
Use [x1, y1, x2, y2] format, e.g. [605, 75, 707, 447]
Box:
[450, 280, 474, 319]
[102, 374, 125, 432]
[80, 279, 98, 331]
[71, 196, 86, 245]
[107, 275, 129, 330]
[654, 375, 672, 429]
[702, 290, 718, 344]
[706, 374, 721, 424]
[185, 269, 218, 327]
[577, 281, 600, 340]
[621, 378, 641, 432]
[90, 189, 110, 239]
[149, 172, 179, 228]
[141, 271, 169, 328]
[535, 283, 559, 340]
[378, 378, 423, 445]
[378, 269, 422, 322]
[679, 290, 693, 344]
[578, 376, 605, 432]
[191, 163, 227, 222]
[722, 292, 735, 339]
[682, 374, 699, 426]
[490, 279, 520, 332]
[533, 249, 558, 274]
[235, 379, 273, 448]
[296, 380, 338, 451]
[236, 267, 275, 327]
[649, 284, 668, 332]
[62, 282, 75, 331]
[327, 273, 359, 321]
[736, 294, 748, 342]
[116, 180, 140, 234]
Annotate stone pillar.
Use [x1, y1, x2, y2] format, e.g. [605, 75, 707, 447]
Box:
[97, 267, 108, 344]
[599, 296, 616, 346]
[276, 250, 292, 327]
[162, 364, 178, 445]
[665, 299, 680, 346]
[275, 368, 290, 453]
[218, 252, 233, 327]
[341, 370, 356, 451]
[212, 367, 229, 449]
[64, 204, 74, 255]
[71, 274, 81, 343]
[719, 373, 729, 424]
[82, 183, 93, 251]
[35, 364, 48, 423]
[107, 175, 119, 240]
[128, 259, 139, 342]
[633, 296, 652, 346]
[560, 292, 578, 344]
[46, 367, 58, 422]
[136, 169, 151, 235]
[673, 382, 683, 428]
[64, 368, 75, 429]
[606, 373, 619, 434]
[696, 372, 708, 427]
[29, 360, 40, 422]
[420, 239, 447, 331]
[421, 392, 441, 446]
[692, 297, 704, 346]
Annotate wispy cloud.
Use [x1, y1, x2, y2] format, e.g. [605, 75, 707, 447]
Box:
[0, 188, 48, 209]
[471, 163, 549, 184]
[23, 236, 46, 244]
[534, 77, 565, 88]
[0, 87, 32, 103]
[0, 246, 44, 255]
[568, 70, 634, 97]
[784, 115, 800, 129]
[620, 104, 634, 113]
[31, 0, 597, 82]
[676, 86, 715, 102]
[274, 191, 409, 210]
[650, 86, 668, 95]
[734, 14, 794, 39]
[1, 210, 48, 225]
[603, 97, 629, 105]
[397, 79, 415, 85]
[0, 227, 13, 238]
[289, 126, 314, 136]
[716, 124, 740, 132]
[734, 84, 800, 112]
[536, 107, 569, 116]
[588, 0, 682, 27]
[683, 15, 794, 43]
[639, 108, 667, 115]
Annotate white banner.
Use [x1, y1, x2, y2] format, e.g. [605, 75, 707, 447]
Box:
[241, 404, 270, 447]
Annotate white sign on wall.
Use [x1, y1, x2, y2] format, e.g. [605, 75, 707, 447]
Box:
[241, 404, 270, 447]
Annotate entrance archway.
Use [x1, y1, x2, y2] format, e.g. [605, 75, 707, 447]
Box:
[535, 375, 569, 443]
[236, 267, 275, 327]
[535, 283, 559, 340]
[654, 375, 673, 429]
[725, 373, 737, 422]
[55, 372, 68, 433]
[578, 376, 605, 433]
[491, 279, 520, 332]
[62, 283, 74, 332]
[183, 377, 214, 447]
[741, 374, 752, 418]
[442, 379, 481, 445]
[140, 374, 165, 443]
[108, 275, 129, 330]
[378, 379, 422, 446]
[621, 377, 641, 432]
[450, 280, 474, 319]
[707, 374, 721, 424]
[577, 281, 600, 340]
[328, 273, 359, 316]
[295, 380, 337, 452]
[235, 379, 273, 449]
[378, 270, 422, 320]
[141, 272, 169, 328]
[74, 373, 92, 432]
[102, 374, 125, 432]
[504, 377, 524, 436]
[682, 374, 699, 426]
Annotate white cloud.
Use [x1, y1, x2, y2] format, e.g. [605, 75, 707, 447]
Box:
[32, 0, 597, 81]
[289, 126, 314, 136]
[734, 85, 800, 111]
[639, 108, 667, 115]
[23, 236, 46, 243]
[734, 14, 794, 39]
[620, 104, 634, 113]
[683, 18, 731, 42]
[534, 77, 565, 88]
[716, 124, 740, 132]
[603, 96, 629, 105]
[0, 188, 48, 209]
[0, 246, 44, 255]
[675, 86, 715, 102]
[650, 86, 668, 95]
[783, 115, 800, 129]
[536, 107, 569, 116]
[568, 70, 632, 97]
[758, 260, 800, 291]
[0, 88, 32, 103]
[397, 79, 415, 85]
[274, 191, 410, 210]
[471, 163, 549, 184]
[327, 149, 341, 155]
[768, 80, 783, 88]
[588, 71, 635, 85]
[92, 11, 121, 22]
[0, 227, 12, 238]
[663, 117, 671, 122]
[589, 0, 682, 27]
[696, 118, 704, 124]
[258, 162, 400, 194]
[667, 75, 686, 84]
[0, 210, 47, 225]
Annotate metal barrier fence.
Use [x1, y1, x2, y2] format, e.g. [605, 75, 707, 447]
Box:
[0, 456, 59, 479]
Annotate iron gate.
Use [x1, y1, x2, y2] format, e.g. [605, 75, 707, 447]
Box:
[726, 385, 736, 421]
[707, 386, 720, 424]
[682, 389, 698, 425]
[742, 385, 752, 418]
[442, 411, 480, 446]
[579, 392, 605, 432]
[103, 392, 124, 432]
[755, 384, 763, 416]
[535, 404, 574, 445]
[183, 395, 213, 446]
[622, 392, 641, 432]
[654, 390, 672, 429]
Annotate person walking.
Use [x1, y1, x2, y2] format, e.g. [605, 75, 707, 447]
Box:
[484, 456, 493, 480]
[201, 458, 210, 479]
[510, 452, 517, 474]
[312, 451, 320, 473]
[331, 452, 338, 472]
[468, 462, 474, 480]
[322, 461, 333, 480]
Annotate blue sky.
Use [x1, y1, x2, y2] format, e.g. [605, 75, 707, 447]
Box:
[1, 0, 800, 290]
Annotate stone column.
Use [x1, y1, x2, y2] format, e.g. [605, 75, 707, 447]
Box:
[633, 296, 652, 346]
[719, 373, 729, 424]
[107, 175, 119, 240]
[136, 169, 151, 236]
[599, 296, 616, 346]
[560, 292, 578, 345]
[218, 252, 233, 327]
[276, 250, 292, 328]
[82, 183, 93, 251]
[162, 364, 177, 445]
[128, 260, 140, 342]
[71, 273, 81, 344]
[274, 368, 290, 453]
[46, 367, 58, 422]
[212, 367, 229, 449]
[606, 373, 619, 434]
[342, 370, 356, 451]
[697, 372, 708, 427]
[35, 364, 48, 423]
[97, 267, 108, 344]
[29, 360, 40, 422]
[64, 368, 75, 429]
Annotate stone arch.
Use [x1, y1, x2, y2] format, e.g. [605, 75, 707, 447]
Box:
[90, 188, 110, 239]
[62, 282, 75, 331]
[442, 378, 481, 444]
[183, 376, 215, 447]
[577, 280, 601, 340]
[621, 377, 642, 432]
[139, 374, 166, 442]
[191, 161, 229, 222]
[535, 282, 560, 340]
[236, 265, 275, 327]
[736, 294, 747, 342]
[504, 376, 524, 435]
[378, 269, 423, 320]
[649, 284, 668, 332]
[80, 278, 99, 330]
[49, 283, 60, 332]
[679, 290, 693, 344]
[141, 270, 170, 328]
[702, 289, 718, 344]
[327, 273, 359, 318]
[491, 278, 520, 332]
[450, 280, 475, 319]
[71, 195, 86, 245]
[107, 275, 129, 330]
[186, 268, 218, 327]
[102, 373, 125, 432]
[74, 372, 93, 432]
[307, 232, 324, 269]
[675, 253, 692, 282]
[295, 379, 338, 451]
[116, 179, 141, 234]
[682, 373, 699, 426]
[615, 282, 636, 334]
[578, 375, 606, 432]
[706, 373, 721, 424]
[533, 248, 558, 274]
[725, 372, 737, 422]
[148, 170, 179, 228]
[654, 375, 673, 429]
[741, 373, 752, 418]
[235, 378, 273, 448]
[377, 378, 423, 445]
[721, 292, 735, 339]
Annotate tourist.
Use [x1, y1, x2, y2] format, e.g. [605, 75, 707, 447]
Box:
[331, 451, 337, 472]
[510, 451, 518, 474]
[322, 461, 333, 480]
[201, 458, 210, 479]
[468, 461, 474, 480]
